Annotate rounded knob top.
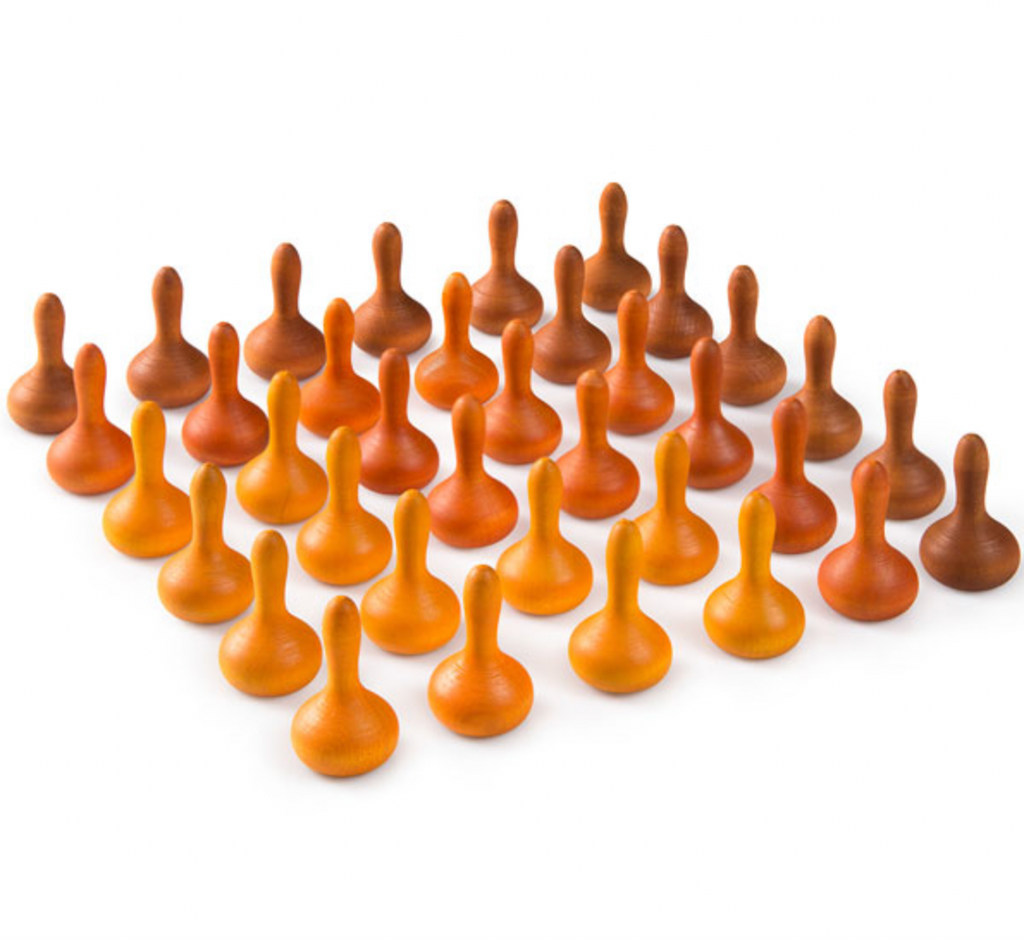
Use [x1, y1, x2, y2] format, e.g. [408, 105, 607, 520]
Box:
[657, 224, 689, 292]
[488, 199, 519, 267]
[372, 222, 403, 290]
[727, 265, 759, 339]
[271, 242, 302, 316]
[152, 266, 184, 338]
[554, 244, 585, 319]
[599, 182, 628, 245]
[378, 347, 410, 424]
[803, 315, 836, 388]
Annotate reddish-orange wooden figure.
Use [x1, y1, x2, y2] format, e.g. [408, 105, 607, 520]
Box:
[483, 319, 562, 464]
[471, 200, 543, 334]
[583, 183, 651, 311]
[720, 265, 787, 406]
[920, 434, 1020, 591]
[556, 370, 640, 519]
[428, 565, 533, 738]
[8, 293, 76, 433]
[47, 344, 134, 495]
[646, 225, 712, 359]
[244, 243, 325, 380]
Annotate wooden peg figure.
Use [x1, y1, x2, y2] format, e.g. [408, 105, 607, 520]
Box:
[704, 492, 805, 658]
[297, 427, 392, 584]
[291, 596, 399, 776]
[583, 183, 651, 311]
[157, 463, 254, 624]
[360, 348, 439, 493]
[818, 459, 918, 621]
[102, 401, 191, 558]
[428, 394, 518, 547]
[47, 344, 134, 495]
[236, 371, 328, 524]
[920, 434, 1019, 591]
[7, 293, 76, 433]
[496, 458, 593, 615]
[483, 319, 562, 464]
[244, 243, 326, 380]
[646, 225, 712, 359]
[719, 265, 787, 406]
[414, 273, 498, 409]
[428, 565, 533, 737]
[556, 370, 639, 519]
[569, 519, 672, 693]
[127, 267, 210, 408]
[633, 431, 718, 585]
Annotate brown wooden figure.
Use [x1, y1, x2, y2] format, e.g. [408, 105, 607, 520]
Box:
[244, 243, 325, 380]
[675, 337, 753, 489]
[483, 319, 562, 464]
[719, 265, 787, 405]
[428, 393, 518, 548]
[353, 222, 432, 356]
[360, 348, 439, 493]
[182, 322, 269, 466]
[583, 183, 651, 311]
[7, 293, 76, 433]
[47, 344, 134, 495]
[818, 459, 918, 621]
[646, 225, 712, 359]
[920, 434, 1020, 591]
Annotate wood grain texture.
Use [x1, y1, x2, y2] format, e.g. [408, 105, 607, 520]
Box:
[646, 225, 712, 359]
[583, 183, 651, 311]
[719, 265, 787, 406]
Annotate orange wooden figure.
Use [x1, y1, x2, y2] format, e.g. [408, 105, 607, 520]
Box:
[496, 458, 593, 615]
[102, 401, 191, 558]
[244, 243, 325, 380]
[704, 492, 805, 658]
[297, 427, 392, 584]
[127, 267, 210, 408]
[299, 298, 381, 437]
[634, 431, 718, 585]
[583, 183, 651, 312]
[353, 222, 432, 356]
[920, 434, 1019, 591]
[792, 316, 862, 460]
[236, 371, 327, 524]
[361, 489, 460, 654]
[428, 394, 518, 548]
[862, 370, 945, 519]
[291, 596, 399, 777]
[483, 319, 562, 464]
[7, 293, 76, 434]
[720, 265, 787, 406]
[818, 459, 918, 621]
[47, 344, 134, 495]
[182, 322, 269, 466]
[157, 463, 254, 624]
[414, 273, 498, 409]
[569, 519, 672, 693]
[646, 225, 712, 359]
[428, 565, 533, 737]
[675, 337, 753, 489]
[557, 370, 639, 518]
[533, 245, 612, 384]
[360, 348, 439, 493]
[219, 530, 322, 696]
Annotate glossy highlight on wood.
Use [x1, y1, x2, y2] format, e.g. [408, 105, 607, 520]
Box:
[719, 265, 787, 406]
[583, 183, 651, 311]
[646, 225, 712, 359]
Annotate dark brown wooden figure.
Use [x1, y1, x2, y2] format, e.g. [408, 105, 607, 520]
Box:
[428, 394, 518, 548]
[414, 273, 498, 409]
[920, 434, 1020, 591]
[646, 225, 712, 359]
[47, 344, 133, 495]
[182, 322, 269, 466]
[360, 348, 439, 494]
[583, 183, 651, 312]
[244, 243, 325, 380]
[862, 370, 945, 520]
[7, 293, 76, 433]
[127, 267, 210, 408]
[533, 245, 612, 384]
[753, 398, 837, 553]
[556, 370, 640, 519]
[299, 299, 381, 437]
[484, 319, 562, 464]
[818, 459, 919, 621]
[720, 265, 787, 406]
[605, 290, 674, 435]
[792, 316, 862, 460]
[471, 200, 543, 334]
[676, 338, 753, 489]
[353, 222, 432, 356]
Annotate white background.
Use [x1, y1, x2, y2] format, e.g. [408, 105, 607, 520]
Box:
[1, 2, 1022, 937]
